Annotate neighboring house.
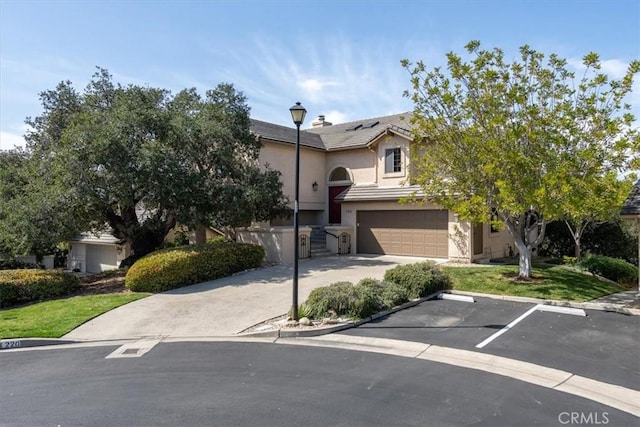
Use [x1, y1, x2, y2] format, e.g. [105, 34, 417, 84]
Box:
[240, 113, 513, 263]
[620, 179, 640, 292]
[68, 233, 130, 274]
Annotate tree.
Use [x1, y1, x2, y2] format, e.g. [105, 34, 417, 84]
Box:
[0, 149, 83, 260]
[21, 68, 290, 265]
[402, 41, 639, 278]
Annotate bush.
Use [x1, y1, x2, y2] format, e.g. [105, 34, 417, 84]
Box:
[0, 259, 39, 270]
[0, 269, 80, 308]
[380, 281, 410, 308]
[384, 261, 451, 299]
[577, 255, 638, 286]
[125, 241, 265, 293]
[305, 281, 357, 319]
[540, 219, 638, 264]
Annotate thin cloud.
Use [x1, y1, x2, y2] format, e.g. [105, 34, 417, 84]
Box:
[0, 131, 26, 151]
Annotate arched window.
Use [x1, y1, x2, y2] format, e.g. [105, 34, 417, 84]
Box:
[329, 167, 350, 182]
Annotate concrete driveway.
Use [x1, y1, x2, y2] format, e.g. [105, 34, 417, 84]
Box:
[64, 255, 437, 341]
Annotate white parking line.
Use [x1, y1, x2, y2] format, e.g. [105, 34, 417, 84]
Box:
[476, 305, 539, 349]
[475, 304, 586, 349]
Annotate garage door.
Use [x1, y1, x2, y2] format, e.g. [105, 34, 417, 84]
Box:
[86, 244, 118, 273]
[357, 210, 448, 257]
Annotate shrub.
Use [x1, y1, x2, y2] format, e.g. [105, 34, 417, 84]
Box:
[305, 281, 357, 319]
[384, 261, 451, 299]
[577, 255, 638, 286]
[380, 281, 410, 308]
[539, 219, 638, 264]
[0, 259, 39, 270]
[125, 242, 265, 293]
[0, 269, 80, 308]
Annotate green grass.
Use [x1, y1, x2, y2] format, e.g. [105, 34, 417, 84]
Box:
[442, 265, 626, 302]
[0, 293, 149, 339]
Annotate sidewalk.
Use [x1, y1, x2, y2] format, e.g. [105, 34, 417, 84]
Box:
[591, 289, 640, 309]
[63, 254, 438, 341]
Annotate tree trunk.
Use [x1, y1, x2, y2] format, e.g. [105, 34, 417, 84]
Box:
[574, 236, 581, 259]
[514, 238, 532, 278]
[502, 211, 547, 279]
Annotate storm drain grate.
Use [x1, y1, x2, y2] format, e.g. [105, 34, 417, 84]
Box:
[122, 348, 140, 355]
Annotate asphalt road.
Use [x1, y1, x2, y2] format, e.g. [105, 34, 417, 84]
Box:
[2, 341, 635, 427]
[341, 296, 640, 391]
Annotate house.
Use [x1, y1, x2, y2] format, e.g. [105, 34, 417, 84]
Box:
[70, 111, 513, 272]
[620, 179, 640, 292]
[67, 233, 131, 274]
[238, 112, 513, 264]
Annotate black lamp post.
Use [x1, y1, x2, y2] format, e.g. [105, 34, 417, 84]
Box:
[289, 101, 306, 321]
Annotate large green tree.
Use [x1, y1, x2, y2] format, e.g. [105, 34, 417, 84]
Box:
[16, 68, 289, 265]
[0, 149, 83, 260]
[403, 41, 639, 278]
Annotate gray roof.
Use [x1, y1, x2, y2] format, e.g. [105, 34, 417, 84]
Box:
[621, 180, 640, 217]
[250, 119, 325, 150]
[335, 184, 425, 202]
[306, 112, 413, 151]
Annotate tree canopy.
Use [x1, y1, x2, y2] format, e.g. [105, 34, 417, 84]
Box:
[403, 41, 639, 278]
[1, 68, 290, 264]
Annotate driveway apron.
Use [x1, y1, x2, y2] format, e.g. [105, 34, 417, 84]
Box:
[63, 255, 436, 341]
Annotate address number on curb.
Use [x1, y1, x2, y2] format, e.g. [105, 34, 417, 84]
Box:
[1, 340, 21, 349]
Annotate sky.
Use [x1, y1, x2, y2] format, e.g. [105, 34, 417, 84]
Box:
[1, 0, 639, 150]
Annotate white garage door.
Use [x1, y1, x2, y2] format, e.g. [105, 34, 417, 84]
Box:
[86, 244, 118, 273]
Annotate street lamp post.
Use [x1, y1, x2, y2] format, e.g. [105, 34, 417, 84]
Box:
[289, 102, 307, 321]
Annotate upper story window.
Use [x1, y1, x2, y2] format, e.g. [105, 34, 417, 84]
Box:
[385, 148, 402, 174]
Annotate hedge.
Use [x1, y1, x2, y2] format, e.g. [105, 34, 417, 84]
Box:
[577, 255, 638, 286]
[0, 259, 38, 270]
[125, 241, 265, 293]
[0, 269, 80, 308]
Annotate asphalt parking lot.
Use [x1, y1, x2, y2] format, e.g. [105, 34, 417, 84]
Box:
[341, 296, 640, 391]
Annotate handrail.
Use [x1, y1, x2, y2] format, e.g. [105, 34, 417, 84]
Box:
[324, 230, 340, 239]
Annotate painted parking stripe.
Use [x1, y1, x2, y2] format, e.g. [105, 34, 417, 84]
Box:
[105, 338, 162, 359]
[476, 304, 587, 349]
[476, 305, 540, 349]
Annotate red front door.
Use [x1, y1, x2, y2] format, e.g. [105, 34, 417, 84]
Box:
[329, 185, 349, 224]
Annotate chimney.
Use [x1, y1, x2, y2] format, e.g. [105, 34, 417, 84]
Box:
[312, 115, 332, 128]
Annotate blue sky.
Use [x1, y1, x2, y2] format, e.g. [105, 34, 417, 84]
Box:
[1, 0, 638, 150]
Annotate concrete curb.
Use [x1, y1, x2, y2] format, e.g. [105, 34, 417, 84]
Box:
[0, 338, 78, 351]
[284, 333, 640, 417]
[0, 338, 133, 352]
[237, 291, 444, 339]
[445, 290, 640, 316]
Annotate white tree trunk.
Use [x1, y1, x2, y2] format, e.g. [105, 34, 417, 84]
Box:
[502, 211, 547, 279]
[515, 239, 532, 278]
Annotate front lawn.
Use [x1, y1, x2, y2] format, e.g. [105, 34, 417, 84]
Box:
[0, 293, 149, 339]
[442, 265, 626, 301]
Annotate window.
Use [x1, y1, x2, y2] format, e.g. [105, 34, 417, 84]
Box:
[329, 167, 349, 182]
[490, 208, 500, 233]
[385, 148, 402, 173]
